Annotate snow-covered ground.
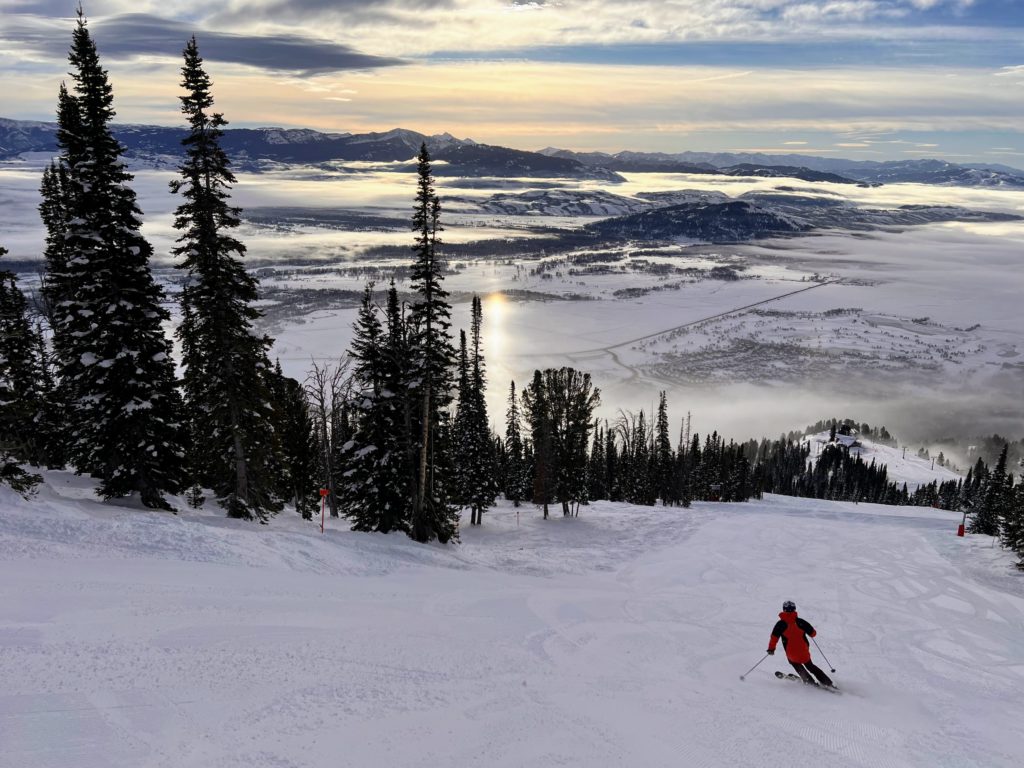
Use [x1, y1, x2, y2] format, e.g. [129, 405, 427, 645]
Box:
[2, 477, 1022, 768]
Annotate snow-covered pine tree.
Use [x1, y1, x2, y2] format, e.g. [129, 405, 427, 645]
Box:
[38, 160, 72, 335]
[452, 330, 473, 513]
[605, 422, 619, 501]
[50, 11, 184, 508]
[587, 420, 607, 501]
[456, 296, 498, 525]
[269, 361, 319, 519]
[382, 279, 414, 514]
[1007, 484, 1024, 569]
[339, 285, 410, 533]
[654, 391, 674, 505]
[171, 36, 280, 520]
[0, 247, 45, 494]
[523, 370, 556, 518]
[540, 367, 599, 515]
[407, 145, 458, 543]
[971, 444, 1007, 536]
[503, 381, 527, 507]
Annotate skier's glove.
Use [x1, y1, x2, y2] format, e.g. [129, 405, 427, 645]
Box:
[766, 649, 775, 655]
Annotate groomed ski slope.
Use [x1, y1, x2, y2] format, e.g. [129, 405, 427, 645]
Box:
[1, 475, 1022, 768]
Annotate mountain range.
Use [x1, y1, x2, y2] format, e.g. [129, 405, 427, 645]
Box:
[2, 117, 1022, 188]
[541, 146, 1024, 187]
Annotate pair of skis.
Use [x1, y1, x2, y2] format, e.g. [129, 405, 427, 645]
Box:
[775, 670, 841, 694]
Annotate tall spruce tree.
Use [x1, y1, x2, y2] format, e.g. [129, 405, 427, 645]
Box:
[971, 444, 1007, 536]
[654, 392, 674, 505]
[407, 144, 458, 543]
[49, 11, 184, 507]
[503, 381, 527, 506]
[171, 37, 281, 520]
[453, 330, 473, 512]
[38, 160, 72, 333]
[339, 285, 410, 533]
[523, 370, 555, 518]
[454, 296, 497, 525]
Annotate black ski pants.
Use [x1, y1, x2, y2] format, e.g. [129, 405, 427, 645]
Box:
[790, 661, 833, 686]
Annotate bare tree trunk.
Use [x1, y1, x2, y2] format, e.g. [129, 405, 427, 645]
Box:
[307, 360, 349, 518]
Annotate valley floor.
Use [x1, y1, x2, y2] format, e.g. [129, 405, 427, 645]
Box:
[1, 481, 1022, 767]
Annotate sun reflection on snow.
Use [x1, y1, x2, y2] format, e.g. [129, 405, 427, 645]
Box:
[482, 292, 509, 359]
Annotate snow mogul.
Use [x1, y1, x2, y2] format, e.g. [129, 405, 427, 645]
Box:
[767, 601, 835, 688]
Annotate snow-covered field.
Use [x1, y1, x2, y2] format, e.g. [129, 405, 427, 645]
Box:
[2, 477, 1022, 768]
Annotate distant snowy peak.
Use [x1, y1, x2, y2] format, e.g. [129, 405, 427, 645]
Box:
[0, 118, 607, 180]
[844, 159, 1024, 188]
[346, 128, 473, 152]
[3, 117, 1021, 187]
[254, 128, 349, 144]
[0, 118, 57, 156]
[455, 188, 730, 217]
[542, 146, 1024, 188]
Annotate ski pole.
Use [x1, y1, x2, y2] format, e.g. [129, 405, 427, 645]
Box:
[739, 653, 769, 681]
[812, 637, 836, 672]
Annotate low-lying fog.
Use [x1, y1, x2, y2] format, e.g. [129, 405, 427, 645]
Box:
[2, 160, 1022, 447]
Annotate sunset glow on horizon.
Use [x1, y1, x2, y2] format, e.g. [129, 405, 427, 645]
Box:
[1, 1, 1023, 160]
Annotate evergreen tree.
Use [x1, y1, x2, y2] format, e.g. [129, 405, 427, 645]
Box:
[0, 247, 44, 494]
[971, 445, 1007, 536]
[382, 279, 414, 518]
[0, 256, 46, 465]
[605, 422, 619, 501]
[523, 370, 555, 518]
[524, 367, 600, 516]
[457, 296, 498, 524]
[339, 286, 410, 534]
[172, 37, 280, 520]
[654, 392, 674, 505]
[49, 11, 184, 507]
[452, 330, 473, 512]
[407, 145, 458, 543]
[38, 160, 73, 334]
[503, 381, 527, 506]
[1005, 484, 1024, 568]
[587, 420, 607, 501]
[271, 363, 318, 519]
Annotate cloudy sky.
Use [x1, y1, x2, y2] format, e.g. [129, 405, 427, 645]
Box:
[2, 0, 1023, 161]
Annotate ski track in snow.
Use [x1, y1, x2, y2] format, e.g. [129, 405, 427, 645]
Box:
[1, 481, 1022, 768]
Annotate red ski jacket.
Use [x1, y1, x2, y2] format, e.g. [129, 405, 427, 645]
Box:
[768, 610, 816, 664]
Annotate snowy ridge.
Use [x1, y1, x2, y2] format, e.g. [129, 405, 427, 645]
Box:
[1, 474, 1021, 767]
[806, 431, 962, 489]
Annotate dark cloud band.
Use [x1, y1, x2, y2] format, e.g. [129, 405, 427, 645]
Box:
[2, 12, 405, 75]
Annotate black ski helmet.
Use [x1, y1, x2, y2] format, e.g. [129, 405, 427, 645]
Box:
[782, 600, 796, 612]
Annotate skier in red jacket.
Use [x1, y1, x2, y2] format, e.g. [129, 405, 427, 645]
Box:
[767, 601, 835, 687]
